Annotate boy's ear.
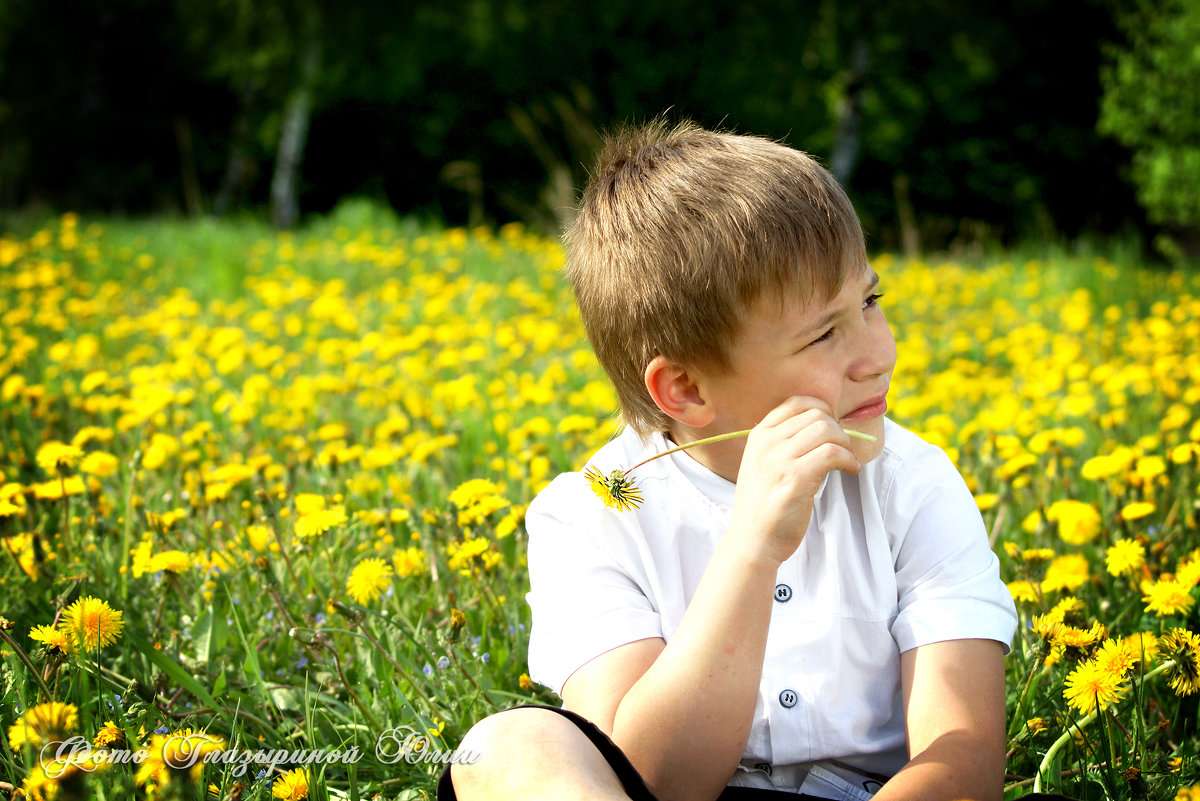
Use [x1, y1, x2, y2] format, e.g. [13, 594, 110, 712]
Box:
[644, 355, 715, 428]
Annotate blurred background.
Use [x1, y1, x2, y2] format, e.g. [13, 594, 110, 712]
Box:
[0, 0, 1196, 257]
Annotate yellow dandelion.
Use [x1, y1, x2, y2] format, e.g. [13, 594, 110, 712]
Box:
[29, 623, 75, 656]
[293, 493, 327, 514]
[94, 720, 126, 748]
[79, 451, 119, 477]
[1045, 499, 1101, 545]
[60, 596, 125, 650]
[1133, 455, 1166, 482]
[1142, 579, 1196, 617]
[392, 546, 427, 578]
[1063, 659, 1127, 714]
[33, 475, 86, 499]
[1122, 631, 1160, 663]
[136, 729, 226, 788]
[294, 505, 348, 538]
[1105, 538, 1146, 577]
[7, 702, 79, 750]
[149, 549, 191, 573]
[584, 467, 644, 512]
[1160, 628, 1200, 697]
[0, 498, 22, 516]
[36, 441, 83, 474]
[1026, 717, 1048, 735]
[974, 492, 1000, 511]
[1041, 553, 1090, 593]
[273, 767, 310, 800]
[1007, 580, 1039, 603]
[1094, 638, 1137, 678]
[1177, 550, 1200, 589]
[1119, 501, 1156, 521]
[346, 557, 393, 604]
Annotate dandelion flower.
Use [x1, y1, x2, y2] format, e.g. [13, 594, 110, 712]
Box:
[1007, 580, 1039, 603]
[1160, 628, 1200, 696]
[1040, 554, 1090, 593]
[346, 557, 393, 604]
[7, 702, 79, 749]
[1122, 631, 1159, 664]
[1105, 538, 1146, 577]
[1093, 638, 1137, 678]
[294, 505, 348, 538]
[94, 720, 127, 748]
[136, 729, 226, 788]
[1045, 499, 1101, 545]
[149, 549, 191, 573]
[1119, 501, 1156, 521]
[1142, 579, 1196, 617]
[273, 767, 310, 800]
[60, 596, 124, 650]
[1063, 659, 1127, 714]
[36, 441, 83, 474]
[29, 623, 75, 656]
[583, 467, 644, 512]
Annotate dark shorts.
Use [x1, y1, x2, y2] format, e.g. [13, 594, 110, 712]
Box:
[437, 704, 842, 801]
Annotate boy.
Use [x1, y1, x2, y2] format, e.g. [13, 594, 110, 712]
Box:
[445, 120, 1017, 801]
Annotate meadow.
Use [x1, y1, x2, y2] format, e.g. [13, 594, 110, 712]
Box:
[0, 205, 1198, 801]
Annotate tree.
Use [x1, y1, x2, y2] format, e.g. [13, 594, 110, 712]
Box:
[1099, 0, 1200, 257]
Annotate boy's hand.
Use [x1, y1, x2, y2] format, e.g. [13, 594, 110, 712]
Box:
[729, 396, 861, 566]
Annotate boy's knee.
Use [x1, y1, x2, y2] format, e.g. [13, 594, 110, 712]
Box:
[457, 706, 572, 758]
[451, 707, 633, 801]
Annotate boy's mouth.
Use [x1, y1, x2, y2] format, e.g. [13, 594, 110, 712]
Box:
[842, 392, 888, 422]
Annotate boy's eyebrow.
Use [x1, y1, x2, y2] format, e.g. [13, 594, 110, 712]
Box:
[792, 270, 880, 340]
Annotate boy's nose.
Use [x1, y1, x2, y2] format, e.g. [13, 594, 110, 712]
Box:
[851, 321, 897, 380]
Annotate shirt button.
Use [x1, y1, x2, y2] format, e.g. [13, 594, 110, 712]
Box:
[754, 762, 773, 776]
[774, 584, 792, 602]
[778, 689, 798, 708]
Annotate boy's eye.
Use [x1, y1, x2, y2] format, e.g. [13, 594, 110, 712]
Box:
[863, 292, 884, 309]
[809, 328, 834, 346]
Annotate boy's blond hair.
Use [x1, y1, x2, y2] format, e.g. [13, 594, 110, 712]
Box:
[564, 119, 867, 436]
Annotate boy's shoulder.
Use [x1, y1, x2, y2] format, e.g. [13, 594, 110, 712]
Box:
[867, 417, 972, 509]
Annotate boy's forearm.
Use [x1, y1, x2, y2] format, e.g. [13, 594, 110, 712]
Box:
[610, 530, 779, 801]
[869, 734, 1004, 801]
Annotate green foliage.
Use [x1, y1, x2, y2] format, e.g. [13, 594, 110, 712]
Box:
[1100, 0, 1200, 238]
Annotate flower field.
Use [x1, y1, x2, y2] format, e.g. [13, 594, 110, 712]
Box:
[1, 210, 1198, 800]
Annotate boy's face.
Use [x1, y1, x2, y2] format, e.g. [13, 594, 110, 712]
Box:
[701, 265, 897, 465]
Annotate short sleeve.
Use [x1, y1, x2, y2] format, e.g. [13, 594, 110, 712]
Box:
[886, 444, 1017, 654]
[525, 474, 665, 696]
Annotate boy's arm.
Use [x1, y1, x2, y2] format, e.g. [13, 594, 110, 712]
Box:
[563, 397, 860, 801]
[871, 638, 1007, 801]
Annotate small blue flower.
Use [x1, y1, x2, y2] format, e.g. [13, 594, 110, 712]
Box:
[296, 657, 308, 669]
[315, 613, 326, 624]
[154, 726, 170, 735]
[436, 656, 450, 670]
[480, 653, 490, 664]
[423, 664, 434, 677]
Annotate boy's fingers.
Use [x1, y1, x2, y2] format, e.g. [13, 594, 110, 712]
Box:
[759, 396, 834, 428]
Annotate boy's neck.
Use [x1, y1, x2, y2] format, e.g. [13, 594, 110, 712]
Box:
[663, 425, 745, 484]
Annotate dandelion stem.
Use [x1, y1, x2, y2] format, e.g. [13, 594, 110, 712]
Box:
[1034, 659, 1175, 793]
[625, 426, 877, 474]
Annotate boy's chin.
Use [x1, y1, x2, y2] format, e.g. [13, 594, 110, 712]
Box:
[848, 419, 886, 464]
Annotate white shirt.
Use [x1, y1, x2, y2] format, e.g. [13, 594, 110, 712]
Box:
[525, 417, 1016, 789]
